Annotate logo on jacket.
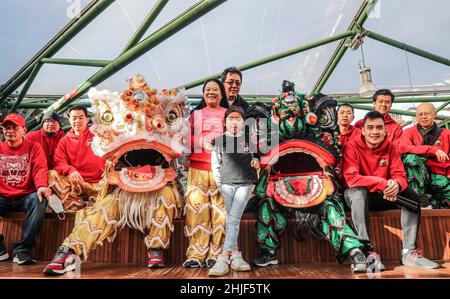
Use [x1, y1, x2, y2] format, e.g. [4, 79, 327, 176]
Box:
[434, 140, 442, 146]
[379, 158, 387, 167]
[0, 154, 29, 186]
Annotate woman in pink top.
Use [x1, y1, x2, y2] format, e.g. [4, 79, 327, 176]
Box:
[184, 79, 229, 268]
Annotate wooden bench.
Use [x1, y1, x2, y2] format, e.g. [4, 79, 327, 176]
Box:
[1, 210, 449, 264]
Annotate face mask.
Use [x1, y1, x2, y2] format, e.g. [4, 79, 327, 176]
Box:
[48, 194, 65, 220]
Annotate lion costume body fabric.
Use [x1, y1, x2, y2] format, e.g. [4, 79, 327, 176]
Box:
[253, 90, 364, 263]
[61, 76, 187, 261]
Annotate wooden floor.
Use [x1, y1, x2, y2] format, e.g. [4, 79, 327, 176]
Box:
[0, 260, 449, 279]
[1, 209, 449, 264]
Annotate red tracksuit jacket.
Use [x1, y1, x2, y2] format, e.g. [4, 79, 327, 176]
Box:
[355, 113, 403, 144]
[342, 133, 408, 193]
[339, 125, 361, 147]
[402, 125, 450, 177]
[25, 129, 64, 169]
[54, 128, 105, 183]
[0, 140, 48, 198]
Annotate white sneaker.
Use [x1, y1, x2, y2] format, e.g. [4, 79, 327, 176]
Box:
[208, 254, 230, 276]
[230, 252, 251, 272]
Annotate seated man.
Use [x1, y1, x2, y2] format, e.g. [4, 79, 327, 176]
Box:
[343, 111, 439, 270]
[337, 103, 361, 147]
[401, 103, 449, 209]
[0, 113, 51, 265]
[25, 111, 64, 169]
[336, 103, 361, 180]
[48, 106, 105, 211]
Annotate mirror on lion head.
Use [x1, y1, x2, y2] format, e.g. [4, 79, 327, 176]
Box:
[88, 75, 188, 193]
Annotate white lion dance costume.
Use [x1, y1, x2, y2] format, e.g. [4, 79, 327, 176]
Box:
[43, 75, 187, 275]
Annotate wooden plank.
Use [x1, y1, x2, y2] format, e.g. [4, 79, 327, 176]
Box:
[1, 210, 449, 264]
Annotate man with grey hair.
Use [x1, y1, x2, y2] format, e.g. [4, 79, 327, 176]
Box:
[401, 103, 449, 209]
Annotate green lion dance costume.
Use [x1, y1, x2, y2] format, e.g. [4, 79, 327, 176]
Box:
[251, 81, 368, 272]
[43, 75, 187, 275]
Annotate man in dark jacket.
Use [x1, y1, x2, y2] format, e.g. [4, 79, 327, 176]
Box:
[221, 66, 250, 111]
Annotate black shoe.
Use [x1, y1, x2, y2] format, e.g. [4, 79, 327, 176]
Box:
[252, 251, 278, 267]
[206, 259, 216, 268]
[0, 235, 9, 261]
[183, 259, 203, 268]
[350, 248, 368, 273]
[13, 251, 36, 265]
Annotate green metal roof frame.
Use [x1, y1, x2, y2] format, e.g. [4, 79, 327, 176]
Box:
[0, 0, 449, 130]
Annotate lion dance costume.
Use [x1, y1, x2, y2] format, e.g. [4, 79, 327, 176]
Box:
[252, 84, 365, 266]
[44, 75, 187, 274]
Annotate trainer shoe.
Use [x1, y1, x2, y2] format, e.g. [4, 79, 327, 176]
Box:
[401, 249, 440, 269]
[208, 254, 230, 276]
[0, 235, 9, 262]
[252, 251, 278, 267]
[230, 251, 251, 271]
[43, 246, 77, 275]
[148, 249, 165, 268]
[366, 251, 386, 271]
[350, 248, 369, 273]
[13, 251, 36, 265]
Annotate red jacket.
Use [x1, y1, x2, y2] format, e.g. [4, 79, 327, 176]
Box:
[54, 128, 105, 183]
[339, 125, 361, 147]
[25, 129, 64, 169]
[342, 133, 408, 193]
[188, 107, 226, 171]
[355, 113, 403, 143]
[402, 125, 450, 176]
[0, 140, 48, 198]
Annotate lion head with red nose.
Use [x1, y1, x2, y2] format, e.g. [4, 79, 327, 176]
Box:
[88, 75, 188, 193]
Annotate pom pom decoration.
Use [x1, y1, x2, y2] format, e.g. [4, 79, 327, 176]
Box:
[305, 112, 317, 125]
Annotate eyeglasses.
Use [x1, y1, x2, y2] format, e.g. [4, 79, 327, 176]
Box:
[43, 119, 59, 124]
[224, 81, 241, 86]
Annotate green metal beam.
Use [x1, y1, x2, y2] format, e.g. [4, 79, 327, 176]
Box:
[436, 100, 450, 113]
[350, 104, 448, 121]
[27, 0, 227, 130]
[337, 97, 450, 104]
[9, 63, 43, 113]
[120, 0, 169, 54]
[312, 0, 377, 93]
[365, 30, 450, 67]
[7, 102, 91, 109]
[440, 119, 450, 128]
[40, 58, 111, 67]
[0, 0, 114, 104]
[178, 30, 355, 90]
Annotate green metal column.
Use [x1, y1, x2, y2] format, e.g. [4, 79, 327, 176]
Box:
[40, 58, 111, 67]
[9, 63, 43, 113]
[178, 30, 355, 90]
[365, 30, 450, 67]
[27, 0, 226, 129]
[120, 0, 169, 54]
[436, 100, 450, 113]
[312, 0, 377, 93]
[0, 0, 114, 104]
